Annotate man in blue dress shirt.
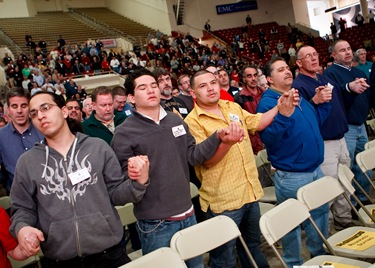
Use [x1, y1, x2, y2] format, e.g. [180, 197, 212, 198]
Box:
[0, 87, 43, 193]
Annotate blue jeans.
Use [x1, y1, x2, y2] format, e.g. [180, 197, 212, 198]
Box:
[345, 124, 373, 203]
[137, 214, 203, 268]
[274, 167, 329, 268]
[206, 203, 269, 268]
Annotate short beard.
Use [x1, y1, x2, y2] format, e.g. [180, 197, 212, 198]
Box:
[161, 88, 172, 96]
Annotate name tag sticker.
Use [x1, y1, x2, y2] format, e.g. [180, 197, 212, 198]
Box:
[179, 108, 188, 114]
[68, 168, 90, 186]
[229, 113, 240, 122]
[172, 124, 186, 138]
[125, 110, 132, 116]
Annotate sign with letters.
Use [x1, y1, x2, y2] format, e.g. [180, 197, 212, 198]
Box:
[216, 0, 257, 15]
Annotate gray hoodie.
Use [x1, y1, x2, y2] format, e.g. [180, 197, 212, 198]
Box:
[10, 132, 146, 261]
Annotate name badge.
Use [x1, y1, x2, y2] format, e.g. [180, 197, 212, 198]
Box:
[68, 168, 90, 186]
[179, 108, 188, 114]
[229, 113, 240, 122]
[125, 110, 132, 116]
[172, 124, 186, 138]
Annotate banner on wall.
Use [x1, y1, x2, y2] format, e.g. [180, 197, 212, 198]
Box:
[216, 0, 257, 15]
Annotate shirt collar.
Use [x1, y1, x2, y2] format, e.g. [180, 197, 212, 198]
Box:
[9, 121, 32, 134]
[137, 105, 167, 124]
[333, 62, 352, 71]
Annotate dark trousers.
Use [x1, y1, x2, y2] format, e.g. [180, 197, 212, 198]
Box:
[42, 241, 130, 268]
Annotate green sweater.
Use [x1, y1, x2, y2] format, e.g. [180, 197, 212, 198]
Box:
[82, 110, 127, 144]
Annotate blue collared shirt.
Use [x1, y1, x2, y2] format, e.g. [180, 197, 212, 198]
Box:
[0, 122, 44, 192]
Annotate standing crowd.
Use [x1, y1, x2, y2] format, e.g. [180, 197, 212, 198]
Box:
[0, 22, 374, 268]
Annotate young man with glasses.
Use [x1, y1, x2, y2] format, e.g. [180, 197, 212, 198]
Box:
[10, 91, 148, 268]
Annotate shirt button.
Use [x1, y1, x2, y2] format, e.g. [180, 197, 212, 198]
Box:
[25, 148, 28, 150]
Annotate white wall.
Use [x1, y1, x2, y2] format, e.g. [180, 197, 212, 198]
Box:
[177, 0, 295, 38]
[0, 0, 33, 18]
[34, 0, 105, 12]
[106, 0, 172, 34]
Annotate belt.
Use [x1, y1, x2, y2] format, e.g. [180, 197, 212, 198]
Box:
[165, 208, 195, 221]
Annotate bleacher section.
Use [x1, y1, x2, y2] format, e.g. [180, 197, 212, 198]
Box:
[339, 23, 375, 59]
[213, 22, 330, 65]
[0, 11, 104, 52]
[75, 8, 154, 43]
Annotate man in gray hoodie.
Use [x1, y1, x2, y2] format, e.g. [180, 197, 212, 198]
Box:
[10, 91, 149, 268]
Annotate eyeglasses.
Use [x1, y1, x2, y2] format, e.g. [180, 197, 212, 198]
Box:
[298, 52, 319, 60]
[67, 106, 81, 111]
[29, 103, 57, 119]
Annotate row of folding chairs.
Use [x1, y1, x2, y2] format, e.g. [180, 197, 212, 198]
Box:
[120, 214, 258, 268]
[260, 167, 375, 268]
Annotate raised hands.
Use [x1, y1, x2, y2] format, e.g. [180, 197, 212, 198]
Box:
[128, 155, 149, 185]
[217, 122, 245, 145]
[17, 226, 44, 257]
[277, 88, 299, 117]
[312, 85, 332, 104]
[348, 78, 370, 94]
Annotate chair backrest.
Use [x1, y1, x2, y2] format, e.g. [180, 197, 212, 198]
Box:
[255, 154, 263, 168]
[170, 215, 241, 260]
[118, 247, 187, 268]
[356, 146, 375, 172]
[260, 199, 310, 245]
[365, 139, 375, 150]
[337, 164, 356, 195]
[116, 203, 137, 226]
[297, 176, 344, 211]
[258, 149, 270, 165]
[0, 196, 10, 210]
[189, 182, 199, 199]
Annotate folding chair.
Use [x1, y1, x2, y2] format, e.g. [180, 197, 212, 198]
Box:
[116, 184, 199, 260]
[116, 203, 142, 260]
[256, 150, 276, 203]
[337, 164, 375, 227]
[118, 247, 187, 268]
[189, 182, 199, 199]
[0, 196, 10, 210]
[170, 215, 259, 268]
[356, 147, 375, 192]
[259, 202, 276, 216]
[260, 198, 372, 268]
[364, 139, 375, 150]
[297, 176, 375, 259]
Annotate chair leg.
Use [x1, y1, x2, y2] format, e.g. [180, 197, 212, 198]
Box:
[238, 235, 259, 268]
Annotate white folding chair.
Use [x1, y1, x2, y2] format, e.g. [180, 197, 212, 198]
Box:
[364, 139, 375, 150]
[118, 247, 187, 268]
[170, 215, 258, 268]
[337, 164, 375, 227]
[297, 176, 375, 259]
[356, 146, 375, 192]
[259, 202, 275, 216]
[189, 182, 199, 199]
[260, 198, 372, 268]
[116, 203, 142, 260]
[256, 150, 276, 203]
[0, 196, 10, 210]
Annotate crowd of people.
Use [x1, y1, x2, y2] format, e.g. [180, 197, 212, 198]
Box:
[0, 17, 374, 268]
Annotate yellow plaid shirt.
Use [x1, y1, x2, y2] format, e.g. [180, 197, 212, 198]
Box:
[185, 100, 264, 213]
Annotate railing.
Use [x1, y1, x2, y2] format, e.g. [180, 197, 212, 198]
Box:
[67, 6, 144, 46]
[0, 29, 25, 57]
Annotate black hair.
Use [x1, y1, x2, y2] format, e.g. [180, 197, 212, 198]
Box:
[124, 68, 156, 96]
